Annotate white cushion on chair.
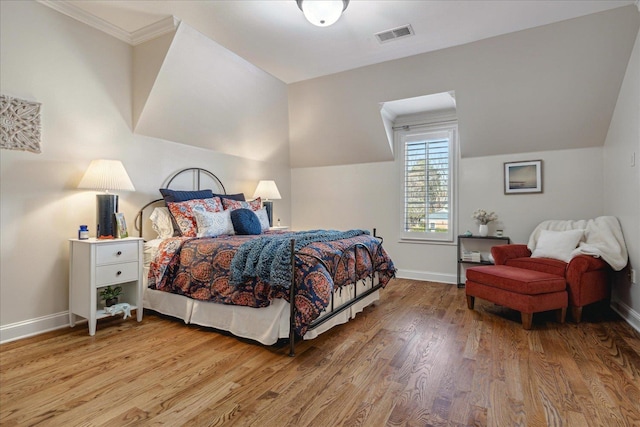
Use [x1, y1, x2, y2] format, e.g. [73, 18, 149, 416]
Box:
[531, 229, 584, 262]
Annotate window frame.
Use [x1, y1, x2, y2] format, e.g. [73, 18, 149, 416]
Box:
[397, 121, 458, 243]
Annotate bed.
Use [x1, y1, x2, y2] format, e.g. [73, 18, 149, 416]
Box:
[136, 168, 396, 355]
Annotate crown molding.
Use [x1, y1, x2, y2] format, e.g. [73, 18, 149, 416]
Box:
[131, 16, 180, 45]
[37, 0, 178, 46]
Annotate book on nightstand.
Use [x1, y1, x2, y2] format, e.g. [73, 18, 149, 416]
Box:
[462, 251, 481, 262]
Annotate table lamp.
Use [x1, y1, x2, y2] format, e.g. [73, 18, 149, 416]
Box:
[78, 159, 135, 238]
[253, 180, 281, 226]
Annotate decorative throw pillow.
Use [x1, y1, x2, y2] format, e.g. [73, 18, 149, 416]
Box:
[167, 197, 223, 237]
[193, 208, 234, 237]
[213, 192, 246, 202]
[531, 229, 584, 262]
[149, 207, 174, 239]
[230, 208, 262, 235]
[222, 197, 261, 211]
[160, 189, 216, 235]
[159, 188, 214, 203]
[255, 208, 270, 232]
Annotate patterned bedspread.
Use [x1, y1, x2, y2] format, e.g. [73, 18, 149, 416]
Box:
[148, 231, 396, 335]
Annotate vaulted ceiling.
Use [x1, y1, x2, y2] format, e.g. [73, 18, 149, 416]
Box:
[40, 0, 634, 84]
[39, 1, 639, 167]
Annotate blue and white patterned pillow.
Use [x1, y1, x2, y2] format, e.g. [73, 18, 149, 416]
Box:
[255, 208, 270, 232]
[193, 208, 235, 237]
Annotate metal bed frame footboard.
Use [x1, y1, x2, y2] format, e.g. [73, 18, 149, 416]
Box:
[288, 230, 386, 357]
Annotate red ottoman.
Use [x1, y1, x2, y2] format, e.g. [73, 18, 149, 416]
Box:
[465, 265, 568, 329]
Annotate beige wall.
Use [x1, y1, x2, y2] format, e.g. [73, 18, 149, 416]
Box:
[605, 29, 640, 331]
[0, 1, 291, 340]
[288, 6, 639, 168]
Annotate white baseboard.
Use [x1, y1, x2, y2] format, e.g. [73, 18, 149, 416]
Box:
[0, 311, 71, 344]
[610, 299, 640, 334]
[395, 269, 457, 285]
[6, 292, 635, 344]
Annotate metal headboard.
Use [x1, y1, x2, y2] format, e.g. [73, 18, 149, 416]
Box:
[134, 167, 227, 238]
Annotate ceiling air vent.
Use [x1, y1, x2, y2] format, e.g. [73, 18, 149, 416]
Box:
[375, 25, 414, 44]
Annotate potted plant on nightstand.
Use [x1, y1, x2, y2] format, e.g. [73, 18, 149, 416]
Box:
[99, 285, 123, 307]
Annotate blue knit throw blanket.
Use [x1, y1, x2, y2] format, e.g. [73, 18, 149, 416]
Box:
[230, 229, 370, 289]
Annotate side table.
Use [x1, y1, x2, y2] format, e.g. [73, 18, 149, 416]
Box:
[457, 234, 511, 287]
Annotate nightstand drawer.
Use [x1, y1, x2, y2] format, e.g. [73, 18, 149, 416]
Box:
[95, 261, 138, 286]
[96, 242, 139, 265]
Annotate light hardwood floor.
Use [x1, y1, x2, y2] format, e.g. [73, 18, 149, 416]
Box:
[1, 279, 639, 426]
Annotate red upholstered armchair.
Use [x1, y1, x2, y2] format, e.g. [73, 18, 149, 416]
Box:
[491, 244, 611, 322]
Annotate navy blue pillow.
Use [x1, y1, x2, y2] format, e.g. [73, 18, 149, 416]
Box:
[160, 188, 214, 203]
[213, 192, 245, 202]
[230, 209, 262, 235]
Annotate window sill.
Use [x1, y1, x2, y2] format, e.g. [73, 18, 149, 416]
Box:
[398, 237, 455, 246]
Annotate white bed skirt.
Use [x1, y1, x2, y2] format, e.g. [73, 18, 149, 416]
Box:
[143, 278, 379, 346]
[143, 239, 380, 345]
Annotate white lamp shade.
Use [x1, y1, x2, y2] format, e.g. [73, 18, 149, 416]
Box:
[299, 0, 347, 27]
[253, 180, 281, 200]
[78, 159, 135, 192]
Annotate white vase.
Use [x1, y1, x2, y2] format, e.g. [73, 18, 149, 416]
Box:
[478, 224, 488, 237]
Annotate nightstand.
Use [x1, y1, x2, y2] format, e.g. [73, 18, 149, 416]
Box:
[69, 237, 144, 335]
[271, 225, 289, 230]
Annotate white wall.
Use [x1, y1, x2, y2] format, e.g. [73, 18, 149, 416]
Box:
[459, 148, 605, 243]
[0, 1, 291, 341]
[292, 147, 604, 283]
[604, 28, 640, 331]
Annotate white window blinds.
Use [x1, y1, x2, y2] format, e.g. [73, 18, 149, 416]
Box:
[399, 124, 456, 242]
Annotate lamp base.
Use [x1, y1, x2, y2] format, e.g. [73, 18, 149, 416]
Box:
[96, 194, 118, 238]
[263, 200, 273, 227]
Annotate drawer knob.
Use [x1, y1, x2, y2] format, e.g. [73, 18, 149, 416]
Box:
[116, 271, 122, 276]
[116, 251, 122, 256]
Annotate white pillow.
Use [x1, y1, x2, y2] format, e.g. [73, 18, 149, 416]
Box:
[193, 208, 235, 237]
[531, 229, 584, 262]
[149, 207, 174, 239]
[255, 208, 270, 232]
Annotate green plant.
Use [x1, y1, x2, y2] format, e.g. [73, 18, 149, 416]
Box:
[99, 285, 123, 302]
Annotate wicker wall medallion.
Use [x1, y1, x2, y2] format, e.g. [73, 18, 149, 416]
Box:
[0, 95, 42, 153]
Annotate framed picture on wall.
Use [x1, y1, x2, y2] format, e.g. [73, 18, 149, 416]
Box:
[504, 160, 543, 194]
[114, 213, 128, 238]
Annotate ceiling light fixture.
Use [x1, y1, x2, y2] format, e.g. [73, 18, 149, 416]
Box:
[296, 0, 350, 27]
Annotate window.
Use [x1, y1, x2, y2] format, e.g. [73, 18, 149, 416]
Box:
[398, 122, 457, 242]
